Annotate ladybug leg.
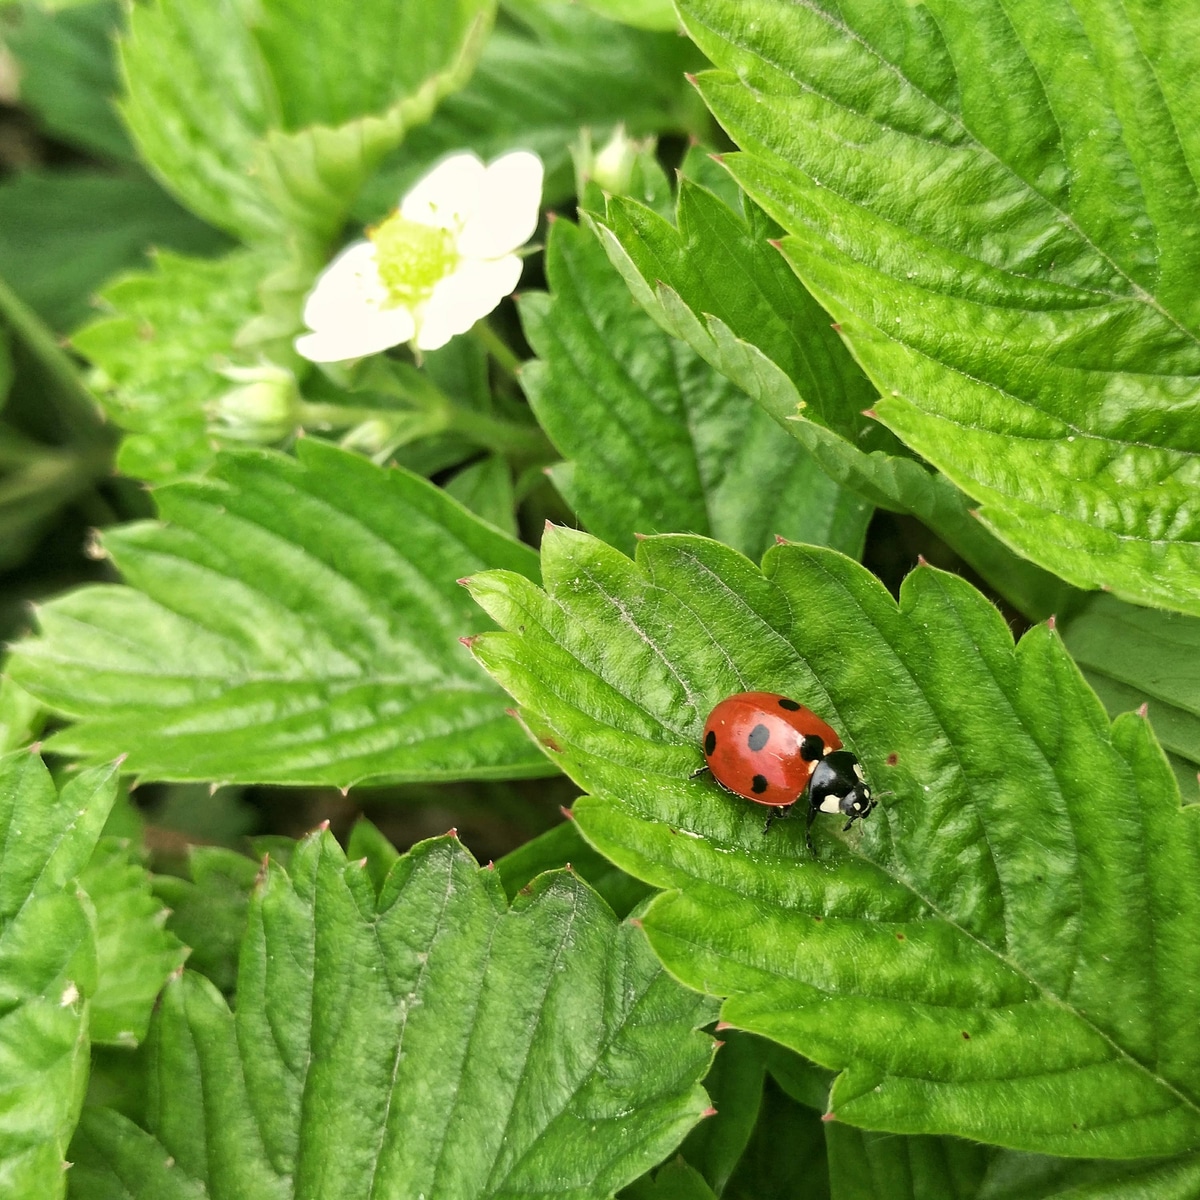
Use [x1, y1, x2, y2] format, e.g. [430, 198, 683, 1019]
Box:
[689, 763, 711, 780]
[762, 804, 792, 835]
[805, 802, 818, 855]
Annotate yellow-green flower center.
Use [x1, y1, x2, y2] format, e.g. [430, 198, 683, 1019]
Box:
[369, 212, 457, 305]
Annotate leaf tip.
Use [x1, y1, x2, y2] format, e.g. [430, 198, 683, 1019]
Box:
[354, 856, 368, 869]
[1046, 614, 1057, 631]
[700, 1106, 718, 1119]
[456, 576, 473, 588]
[504, 707, 520, 719]
[1137, 701, 1149, 718]
[714, 1021, 734, 1032]
[633, 531, 648, 541]
[861, 408, 877, 420]
[916, 554, 928, 566]
[831, 322, 842, 332]
[445, 827, 459, 839]
[564, 861, 574, 872]
[317, 819, 331, 833]
[686, 72, 700, 87]
[821, 1111, 837, 1123]
[28, 741, 42, 756]
[774, 534, 788, 545]
[546, 210, 558, 225]
[459, 635, 478, 649]
[560, 805, 575, 820]
[713, 1039, 725, 1050]
[767, 237, 782, 251]
[485, 859, 495, 870]
[628, 916, 644, 928]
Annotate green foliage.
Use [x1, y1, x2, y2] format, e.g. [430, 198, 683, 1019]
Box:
[73, 831, 717, 1199]
[357, 2, 702, 216]
[519, 217, 870, 560]
[9, 440, 553, 786]
[6, 1, 133, 161]
[0, 676, 42, 753]
[469, 527, 1200, 1157]
[564, 0, 677, 33]
[71, 248, 278, 482]
[1061, 596, 1200, 807]
[120, 0, 495, 243]
[0, 172, 228, 334]
[80, 838, 188, 1046]
[0, 752, 118, 1199]
[591, 169, 1078, 623]
[678, 0, 1200, 616]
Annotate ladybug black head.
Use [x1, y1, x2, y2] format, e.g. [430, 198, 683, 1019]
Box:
[809, 750, 876, 831]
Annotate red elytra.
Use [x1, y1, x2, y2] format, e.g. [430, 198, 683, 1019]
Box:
[702, 691, 841, 808]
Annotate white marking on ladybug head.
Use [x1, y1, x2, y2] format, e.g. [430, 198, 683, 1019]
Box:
[818, 794, 842, 814]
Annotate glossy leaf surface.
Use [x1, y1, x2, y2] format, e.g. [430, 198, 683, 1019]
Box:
[678, 0, 1200, 614]
[10, 440, 552, 786]
[469, 527, 1200, 1156]
[519, 218, 870, 561]
[72, 832, 716, 1199]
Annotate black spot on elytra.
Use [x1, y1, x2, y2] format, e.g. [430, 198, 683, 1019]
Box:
[751, 774, 768, 794]
[747, 724, 769, 751]
[704, 730, 716, 755]
[777, 697, 800, 711]
[799, 735, 823, 761]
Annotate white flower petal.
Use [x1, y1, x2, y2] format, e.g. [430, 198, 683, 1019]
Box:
[295, 306, 416, 363]
[302, 241, 387, 329]
[400, 152, 486, 232]
[415, 255, 524, 351]
[457, 151, 544, 260]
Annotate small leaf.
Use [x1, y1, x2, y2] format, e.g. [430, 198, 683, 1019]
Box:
[0, 752, 118, 1199]
[74, 831, 716, 1199]
[623, 1158, 720, 1200]
[678, 0, 1200, 615]
[0, 675, 43, 753]
[468, 527, 1200, 1156]
[71, 248, 279, 483]
[444, 454, 517, 536]
[153, 847, 259, 995]
[518, 218, 870, 561]
[80, 838, 188, 1047]
[10, 440, 553, 786]
[1061, 596, 1200, 806]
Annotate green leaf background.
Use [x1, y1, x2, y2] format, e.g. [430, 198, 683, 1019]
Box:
[469, 527, 1200, 1157]
[677, 0, 1200, 616]
[72, 831, 717, 1199]
[9, 440, 554, 786]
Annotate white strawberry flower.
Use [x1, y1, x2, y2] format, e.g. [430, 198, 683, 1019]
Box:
[295, 150, 544, 362]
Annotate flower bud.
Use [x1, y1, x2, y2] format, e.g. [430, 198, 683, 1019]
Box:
[209, 363, 300, 443]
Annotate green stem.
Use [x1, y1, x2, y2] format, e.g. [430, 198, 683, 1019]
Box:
[443, 406, 553, 457]
[471, 321, 522, 377]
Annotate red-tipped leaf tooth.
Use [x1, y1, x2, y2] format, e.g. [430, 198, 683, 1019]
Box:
[714, 1021, 735, 1032]
[767, 238, 782, 251]
[775, 534, 788, 545]
[560, 805, 576, 820]
[564, 861, 574, 872]
[28, 741, 43, 756]
[504, 707, 520, 718]
[831, 322, 842, 332]
[317, 819, 331, 833]
[700, 1106, 718, 1119]
[861, 408, 878, 420]
[486, 860, 495, 870]
[917, 554, 928, 566]
[633, 531, 647, 541]
[339, 786, 350, 798]
[821, 1111, 837, 1123]
[445, 827, 459, 839]
[628, 917, 644, 928]
[713, 1039, 726, 1050]
[967, 508, 981, 519]
[456, 576, 473, 588]
[685, 72, 699, 86]
[544, 518, 556, 531]
[1047, 615, 1057, 631]
[355, 857, 368, 868]
[541, 736, 563, 753]
[545, 210, 558, 224]
[208, 782, 220, 796]
[519, 884, 533, 895]
[1138, 702, 1150, 718]
[459, 635, 477, 648]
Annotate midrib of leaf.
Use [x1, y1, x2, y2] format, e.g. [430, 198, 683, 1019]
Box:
[696, 0, 1200, 362]
[365, 857, 464, 1200]
[472, 887, 581, 1196]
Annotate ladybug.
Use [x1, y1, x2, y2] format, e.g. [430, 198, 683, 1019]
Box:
[701, 691, 875, 850]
